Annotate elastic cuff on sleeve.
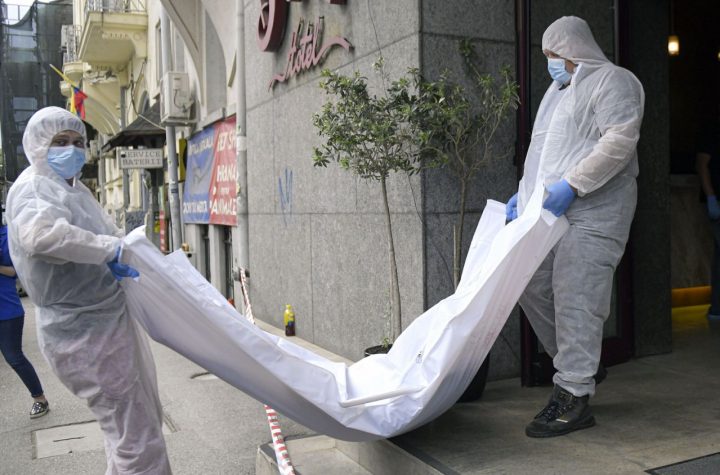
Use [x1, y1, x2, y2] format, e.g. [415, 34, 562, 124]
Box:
[564, 175, 586, 197]
[104, 237, 123, 263]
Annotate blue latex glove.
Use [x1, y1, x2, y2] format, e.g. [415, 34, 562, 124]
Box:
[543, 179, 576, 217]
[708, 195, 720, 220]
[506, 193, 519, 221]
[107, 248, 140, 281]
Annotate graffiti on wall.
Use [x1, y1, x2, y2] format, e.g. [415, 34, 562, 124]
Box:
[278, 167, 293, 226]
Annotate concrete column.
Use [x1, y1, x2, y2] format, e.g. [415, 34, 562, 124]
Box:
[120, 88, 130, 211]
[161, 7, 183, 251]
[628, 0, 672, 356]
[235, 0, 249, 310]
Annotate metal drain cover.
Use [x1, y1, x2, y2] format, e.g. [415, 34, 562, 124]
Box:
[33, 421, 104, 459]
[33, 418, 175, 459]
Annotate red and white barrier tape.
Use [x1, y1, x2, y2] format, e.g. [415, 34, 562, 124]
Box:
[239, 269, 296, 475]
[264, 405, 295, 475]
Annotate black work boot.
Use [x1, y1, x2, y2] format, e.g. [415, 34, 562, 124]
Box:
[525, 385, 595, 438]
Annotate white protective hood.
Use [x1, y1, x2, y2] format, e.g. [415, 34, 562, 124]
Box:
[22, 106, 87, 168]
[518, 16, 645, 208]
[541, 16, 609, 65]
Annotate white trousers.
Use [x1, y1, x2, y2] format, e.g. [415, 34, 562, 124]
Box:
[519, 174, 637, 397]
[90, 375, 171, 475]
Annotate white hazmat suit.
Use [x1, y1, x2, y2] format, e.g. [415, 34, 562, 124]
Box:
[6, 107, 171, 474]
[517, 17, 645, 397]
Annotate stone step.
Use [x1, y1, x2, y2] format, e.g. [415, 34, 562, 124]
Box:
[256, 435, 447, 475]
[252, 322, 449, 474]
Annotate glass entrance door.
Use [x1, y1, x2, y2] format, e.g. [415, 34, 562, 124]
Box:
[516, 0, 634, 385]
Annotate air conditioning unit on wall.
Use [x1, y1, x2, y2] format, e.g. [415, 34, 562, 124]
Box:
[160, 71, 195, 125]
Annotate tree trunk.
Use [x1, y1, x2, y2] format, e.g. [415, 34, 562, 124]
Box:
[453, 178, 467, 289]
[380, 177, 402, 341]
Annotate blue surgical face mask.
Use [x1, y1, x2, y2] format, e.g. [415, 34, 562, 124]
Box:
[547, 57, 572, 84]
[47, 145, 86, 179]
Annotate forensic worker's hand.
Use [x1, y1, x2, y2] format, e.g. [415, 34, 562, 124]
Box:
[708, 195, 720, 220]
[506, 193, 519, 222]
[107, 248, 140, 281]
[543, 180, 576, 217]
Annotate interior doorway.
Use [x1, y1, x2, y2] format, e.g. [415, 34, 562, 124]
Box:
[668, 0, 719, 329]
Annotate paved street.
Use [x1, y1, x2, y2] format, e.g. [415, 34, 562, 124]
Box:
[0, 297, 312, 475]
[3, 302, 720, 475]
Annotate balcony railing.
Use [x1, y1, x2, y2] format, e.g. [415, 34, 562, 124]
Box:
[61, 25, 82, 64]
[85, 0, 146, 15]
[78, 0, 148, 65]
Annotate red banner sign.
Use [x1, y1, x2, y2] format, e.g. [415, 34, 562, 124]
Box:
[208, 117, 238, 225]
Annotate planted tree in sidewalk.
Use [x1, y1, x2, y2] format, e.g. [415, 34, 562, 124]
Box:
[412, 40, 519, 288]
[311, 43, 518, 348]
[312, 58, 434, 344]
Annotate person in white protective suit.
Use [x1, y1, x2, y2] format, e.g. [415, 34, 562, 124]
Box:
[5, 107, 172, 473]
[505, 17, 644, 438]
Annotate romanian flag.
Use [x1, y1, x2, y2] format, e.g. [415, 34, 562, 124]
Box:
[70, 86, 87, 119]
[49, 64, 88, 119]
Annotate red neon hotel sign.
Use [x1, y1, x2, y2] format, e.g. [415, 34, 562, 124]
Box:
[258, 0, 352, 90]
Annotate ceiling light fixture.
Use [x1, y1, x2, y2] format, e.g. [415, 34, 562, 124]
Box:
[668, 0, 680, 56]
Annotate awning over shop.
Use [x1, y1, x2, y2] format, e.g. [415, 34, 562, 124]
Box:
[102, 102, 165, 152]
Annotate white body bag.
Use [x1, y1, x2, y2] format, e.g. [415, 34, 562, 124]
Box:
[120, 182, 567, 441]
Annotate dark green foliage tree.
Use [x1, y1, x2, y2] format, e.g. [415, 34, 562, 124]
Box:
[312, 58, 426, 342]
[312, 42, 519, 345]
[412, 40, 519, 288]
